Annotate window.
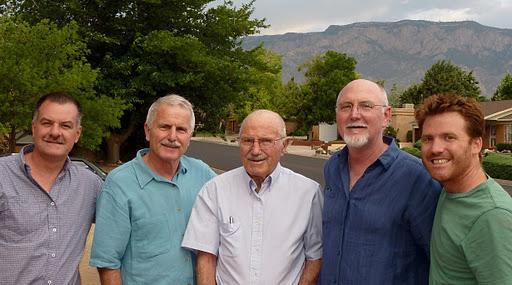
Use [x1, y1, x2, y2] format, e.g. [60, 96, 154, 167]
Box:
[506, 124, 512, 144]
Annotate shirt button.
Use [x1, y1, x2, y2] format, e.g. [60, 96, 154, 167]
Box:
[47, 281, 52, 284]
[52, 228, 57, 232]
[177, 208, 182, 212]
[51, 253, 56, 257]
[50, 202, 55, 206]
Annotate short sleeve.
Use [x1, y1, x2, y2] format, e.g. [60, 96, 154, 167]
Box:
[89, 181, 131, 269]
[463, 208, 512, 285]
[304, 184, 323, 260]
[181, 181, 221, 255]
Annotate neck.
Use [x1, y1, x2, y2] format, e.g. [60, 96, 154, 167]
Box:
[348, 139, 388, 169]
[26, 149, 67, 174]
[143, 152, 180, 180]
[444, 164, 487, 194]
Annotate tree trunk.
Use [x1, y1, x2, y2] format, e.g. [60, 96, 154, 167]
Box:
[105, 135, 123, 164]
[104, 121, 136, 164]
[8, 126, 16, 153]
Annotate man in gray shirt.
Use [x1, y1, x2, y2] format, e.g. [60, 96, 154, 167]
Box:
[182, 109, 323, 285]
[0, 92, 102, 285]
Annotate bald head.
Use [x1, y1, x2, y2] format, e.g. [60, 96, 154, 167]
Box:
[239, 110, 286, 138]
[337, 79, 388, 106]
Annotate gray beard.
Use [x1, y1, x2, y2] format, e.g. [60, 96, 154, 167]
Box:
[343, 134, 369, 148]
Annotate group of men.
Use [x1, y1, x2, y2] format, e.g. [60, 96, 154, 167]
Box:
[1, 79, 512, 285]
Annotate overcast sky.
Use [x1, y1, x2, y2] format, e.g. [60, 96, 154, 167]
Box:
[222, 0, 512, 35]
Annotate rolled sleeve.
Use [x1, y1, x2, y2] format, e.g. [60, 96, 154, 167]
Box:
[182, 183, 220, 255]
[304, 185, 323, 260]
[89, 185, 131, 269]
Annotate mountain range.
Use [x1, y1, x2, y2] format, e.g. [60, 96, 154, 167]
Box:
[242, 20, 512, 97]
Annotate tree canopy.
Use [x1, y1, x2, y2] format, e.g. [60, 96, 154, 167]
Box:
[399, 60, 484, 105]
[0, 17, 126, 152]
[492, 73, 512, 101]
[3, 0, 272, 162]
[298, 51, 358, 126]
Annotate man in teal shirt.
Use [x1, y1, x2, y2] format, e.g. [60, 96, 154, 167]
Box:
[416, 93, 512, 284]
[90, 94, 216, 285]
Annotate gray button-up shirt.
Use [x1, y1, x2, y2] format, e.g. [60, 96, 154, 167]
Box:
[182, 164, 323, 285]
[0, 145, 102, 285]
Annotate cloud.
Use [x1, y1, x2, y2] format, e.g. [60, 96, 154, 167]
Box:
[220, 0, 512, 35]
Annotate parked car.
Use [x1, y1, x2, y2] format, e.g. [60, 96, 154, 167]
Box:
[0, 153, 107, 180]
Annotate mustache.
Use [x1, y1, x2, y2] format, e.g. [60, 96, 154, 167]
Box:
[43, 136, 64, 144]
[247, 154, 267, 161]
[161, 140, 182, 148]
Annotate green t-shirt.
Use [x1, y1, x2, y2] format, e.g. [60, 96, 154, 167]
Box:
[430, 178, 512, 285]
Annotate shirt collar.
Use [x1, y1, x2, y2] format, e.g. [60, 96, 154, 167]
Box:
[244, 163, 283, 194]
[133, 148, 188, 189]
[336, 136, 399, 170]
[19, 144, 72, 175]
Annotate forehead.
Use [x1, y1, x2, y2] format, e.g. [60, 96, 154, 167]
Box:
[422, 112, 468, 135]
[339, 82, 383, 103]
[154, 104, 191, 123]
[37, 101, 79, 121]
[240, 114, 281, 137]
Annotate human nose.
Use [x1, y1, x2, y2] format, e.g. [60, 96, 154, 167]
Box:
[49, 123, 61, 136]
[428, 138, 444, 154]
[250, 140, 263, 153]
[349, 104, 362, 118]
[167, 126, 177, 140]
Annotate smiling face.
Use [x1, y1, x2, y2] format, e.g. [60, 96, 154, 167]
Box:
[239, 110, 288, 188]
[31, 101, 82, 161]
[420, 111, 482, 189]
[144, 104, 193, 166]
[336, 79, 391, 149]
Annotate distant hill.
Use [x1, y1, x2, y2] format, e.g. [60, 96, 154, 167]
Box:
[243, 20, 512, 97]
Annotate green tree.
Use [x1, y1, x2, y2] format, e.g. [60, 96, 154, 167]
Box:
[492, 73, 512, 101]
[299, 51, 358, 127]
[7, 0, 270, 162]
[399, 60, 483, 105]
[0, 17, 126, 152]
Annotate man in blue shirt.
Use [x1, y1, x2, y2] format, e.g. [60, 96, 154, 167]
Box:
[320, 79, 441, 285]
[90, 94, 216, 285]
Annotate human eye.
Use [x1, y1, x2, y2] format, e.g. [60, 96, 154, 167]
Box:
[338, 103, 353, 112]
[420, 135, 433, 144]
[176, 127, 188, 134]
[240, 137, 254, 145]
[259, 138, 273, 147]
[444, 134, 457, 141]
[359, 102, 374, 111]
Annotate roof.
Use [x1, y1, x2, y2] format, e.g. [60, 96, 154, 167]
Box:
[479, 100, 512, 117]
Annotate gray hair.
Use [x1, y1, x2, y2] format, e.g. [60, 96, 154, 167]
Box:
[146, 94, 195, 132]
[239, 109, 286, 138]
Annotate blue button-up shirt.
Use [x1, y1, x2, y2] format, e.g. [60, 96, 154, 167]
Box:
[320, 137, 441, 285]
[90, 149, 216, 285]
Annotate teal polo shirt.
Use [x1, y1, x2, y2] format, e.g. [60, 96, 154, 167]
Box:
[90, 149, 216, 285]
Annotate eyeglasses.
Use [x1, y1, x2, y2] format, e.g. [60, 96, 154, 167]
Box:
[239, 137, 285, 149]
[336, 101, 387, 113]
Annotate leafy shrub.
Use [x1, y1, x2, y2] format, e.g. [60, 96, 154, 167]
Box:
[496, 143, 512, 152]
[414, 139, 422, 149]
[406, 130, 413, 142]
[402, 147, 421, 158]
[483, 153, 512, 180]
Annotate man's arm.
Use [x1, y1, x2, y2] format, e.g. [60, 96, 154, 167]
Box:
[196, 251, 217, 285]
[98, 268, 122, 285]
[298, 259, 322, 285]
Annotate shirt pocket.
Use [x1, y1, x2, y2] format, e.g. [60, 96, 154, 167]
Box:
[0, 195, 45, 242]
[132, 215, 172, 259]
[219, 221, 241, 257]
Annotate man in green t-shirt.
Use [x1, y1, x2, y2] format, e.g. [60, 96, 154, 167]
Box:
[415, 93, 512, 285]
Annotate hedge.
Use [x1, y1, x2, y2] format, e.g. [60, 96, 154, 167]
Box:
[401, 148, 512, 180]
